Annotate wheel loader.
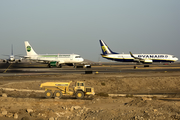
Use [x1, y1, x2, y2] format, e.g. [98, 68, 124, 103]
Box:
[40, 81, 95, 99]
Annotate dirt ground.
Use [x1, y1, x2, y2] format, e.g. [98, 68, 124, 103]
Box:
[1, 71, 180, 120]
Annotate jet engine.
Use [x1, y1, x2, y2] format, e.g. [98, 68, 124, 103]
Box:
[3, 59, 7, 63]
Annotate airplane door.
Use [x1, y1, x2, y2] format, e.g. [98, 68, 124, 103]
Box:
[70, 55, 73, 60]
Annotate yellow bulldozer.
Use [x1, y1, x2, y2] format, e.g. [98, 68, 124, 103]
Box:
[40, 81, 95, 99]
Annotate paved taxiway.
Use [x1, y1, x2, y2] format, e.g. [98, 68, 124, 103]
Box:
[0, 62, 180, 76]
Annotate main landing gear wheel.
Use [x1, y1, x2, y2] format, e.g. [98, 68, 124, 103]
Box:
[54, 90, 62, 98]
[59, 64, 62, 68]
[75, 91, 84, 99]
[45, 90, 53, 98]
[48, 64, 52, 68]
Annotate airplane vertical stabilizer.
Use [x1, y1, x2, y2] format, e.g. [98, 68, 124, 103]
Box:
[24, 41, 37, 56]
[99, 40, 118, 55]
[11, 45, 13, 55]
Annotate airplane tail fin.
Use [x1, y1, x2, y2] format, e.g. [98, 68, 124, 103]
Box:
[24, 41, 37, 56]
[99, 40, 118, 55]
[11, 44, 13, 55]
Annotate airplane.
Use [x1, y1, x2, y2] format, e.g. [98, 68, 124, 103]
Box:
[2, 45, 22, 63]
[99, 40, 178, 64]
[24, 41, 84, 68]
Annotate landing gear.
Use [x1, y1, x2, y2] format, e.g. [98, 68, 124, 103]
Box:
[136, 62, 141, 65]
[144, 65, 149, 67]
[48, 63, 51, 68]
[58, 64, 62, 68]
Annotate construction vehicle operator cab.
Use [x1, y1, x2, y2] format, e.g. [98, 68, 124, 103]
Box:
[74, 81, 85, 92]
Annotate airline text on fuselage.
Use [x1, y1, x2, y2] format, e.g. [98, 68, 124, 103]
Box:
[138, 55, 168, 58]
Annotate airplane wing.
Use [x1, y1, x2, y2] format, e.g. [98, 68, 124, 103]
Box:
[130, 51, 143, 60]
[129, 51, 153, 63]
[14, 55, 24, 57]
[2, 54, 10, 57]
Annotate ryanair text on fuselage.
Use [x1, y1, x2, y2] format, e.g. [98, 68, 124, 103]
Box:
[138, 55, 168, 58]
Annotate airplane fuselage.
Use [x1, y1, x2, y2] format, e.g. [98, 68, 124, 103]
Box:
[101, 53, 178, 63]
[28, 54, 84, 64]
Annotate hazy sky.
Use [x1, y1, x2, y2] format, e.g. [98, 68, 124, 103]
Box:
[0, 0, 180, 62]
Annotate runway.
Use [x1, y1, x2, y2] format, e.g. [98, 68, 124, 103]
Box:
[0, 62, 180, 76]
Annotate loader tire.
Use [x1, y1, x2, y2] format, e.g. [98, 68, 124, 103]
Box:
[45, 90, 53, 98]
[54, 90, 62, 98]
[75, 91, 84, 99]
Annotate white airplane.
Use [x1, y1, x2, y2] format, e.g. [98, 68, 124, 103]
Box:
[2, 45, 22, 63]
[99, 40, 178, 64]
[24, 41, 84, 67]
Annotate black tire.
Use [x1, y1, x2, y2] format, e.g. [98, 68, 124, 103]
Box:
[58, 64, 62, 68]
[75, 91, 84, 99]
[48, 63, 52, 68]
[45, 90, 53, 98]
[54, 90, 63, 98]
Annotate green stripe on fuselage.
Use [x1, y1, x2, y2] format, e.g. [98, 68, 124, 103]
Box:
[39, 55, 58, 57]
[39, 55, 71, 58]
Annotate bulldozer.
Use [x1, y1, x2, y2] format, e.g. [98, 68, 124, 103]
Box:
[40, 81, 95, 99]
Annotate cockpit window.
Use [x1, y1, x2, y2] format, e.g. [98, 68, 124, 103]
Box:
[172, 56, 176, 58]
[75, 56, 82, 58]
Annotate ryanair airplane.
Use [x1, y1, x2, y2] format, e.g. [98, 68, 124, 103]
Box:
[99, 40, 178, 64]
[24, 41, 84, 67]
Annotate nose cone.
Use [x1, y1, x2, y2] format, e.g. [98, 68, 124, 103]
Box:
[173, 57, 178, 62]
[10, 57, 14, 61]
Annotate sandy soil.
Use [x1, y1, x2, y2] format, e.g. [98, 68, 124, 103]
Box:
[0, 71, 180, 120]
